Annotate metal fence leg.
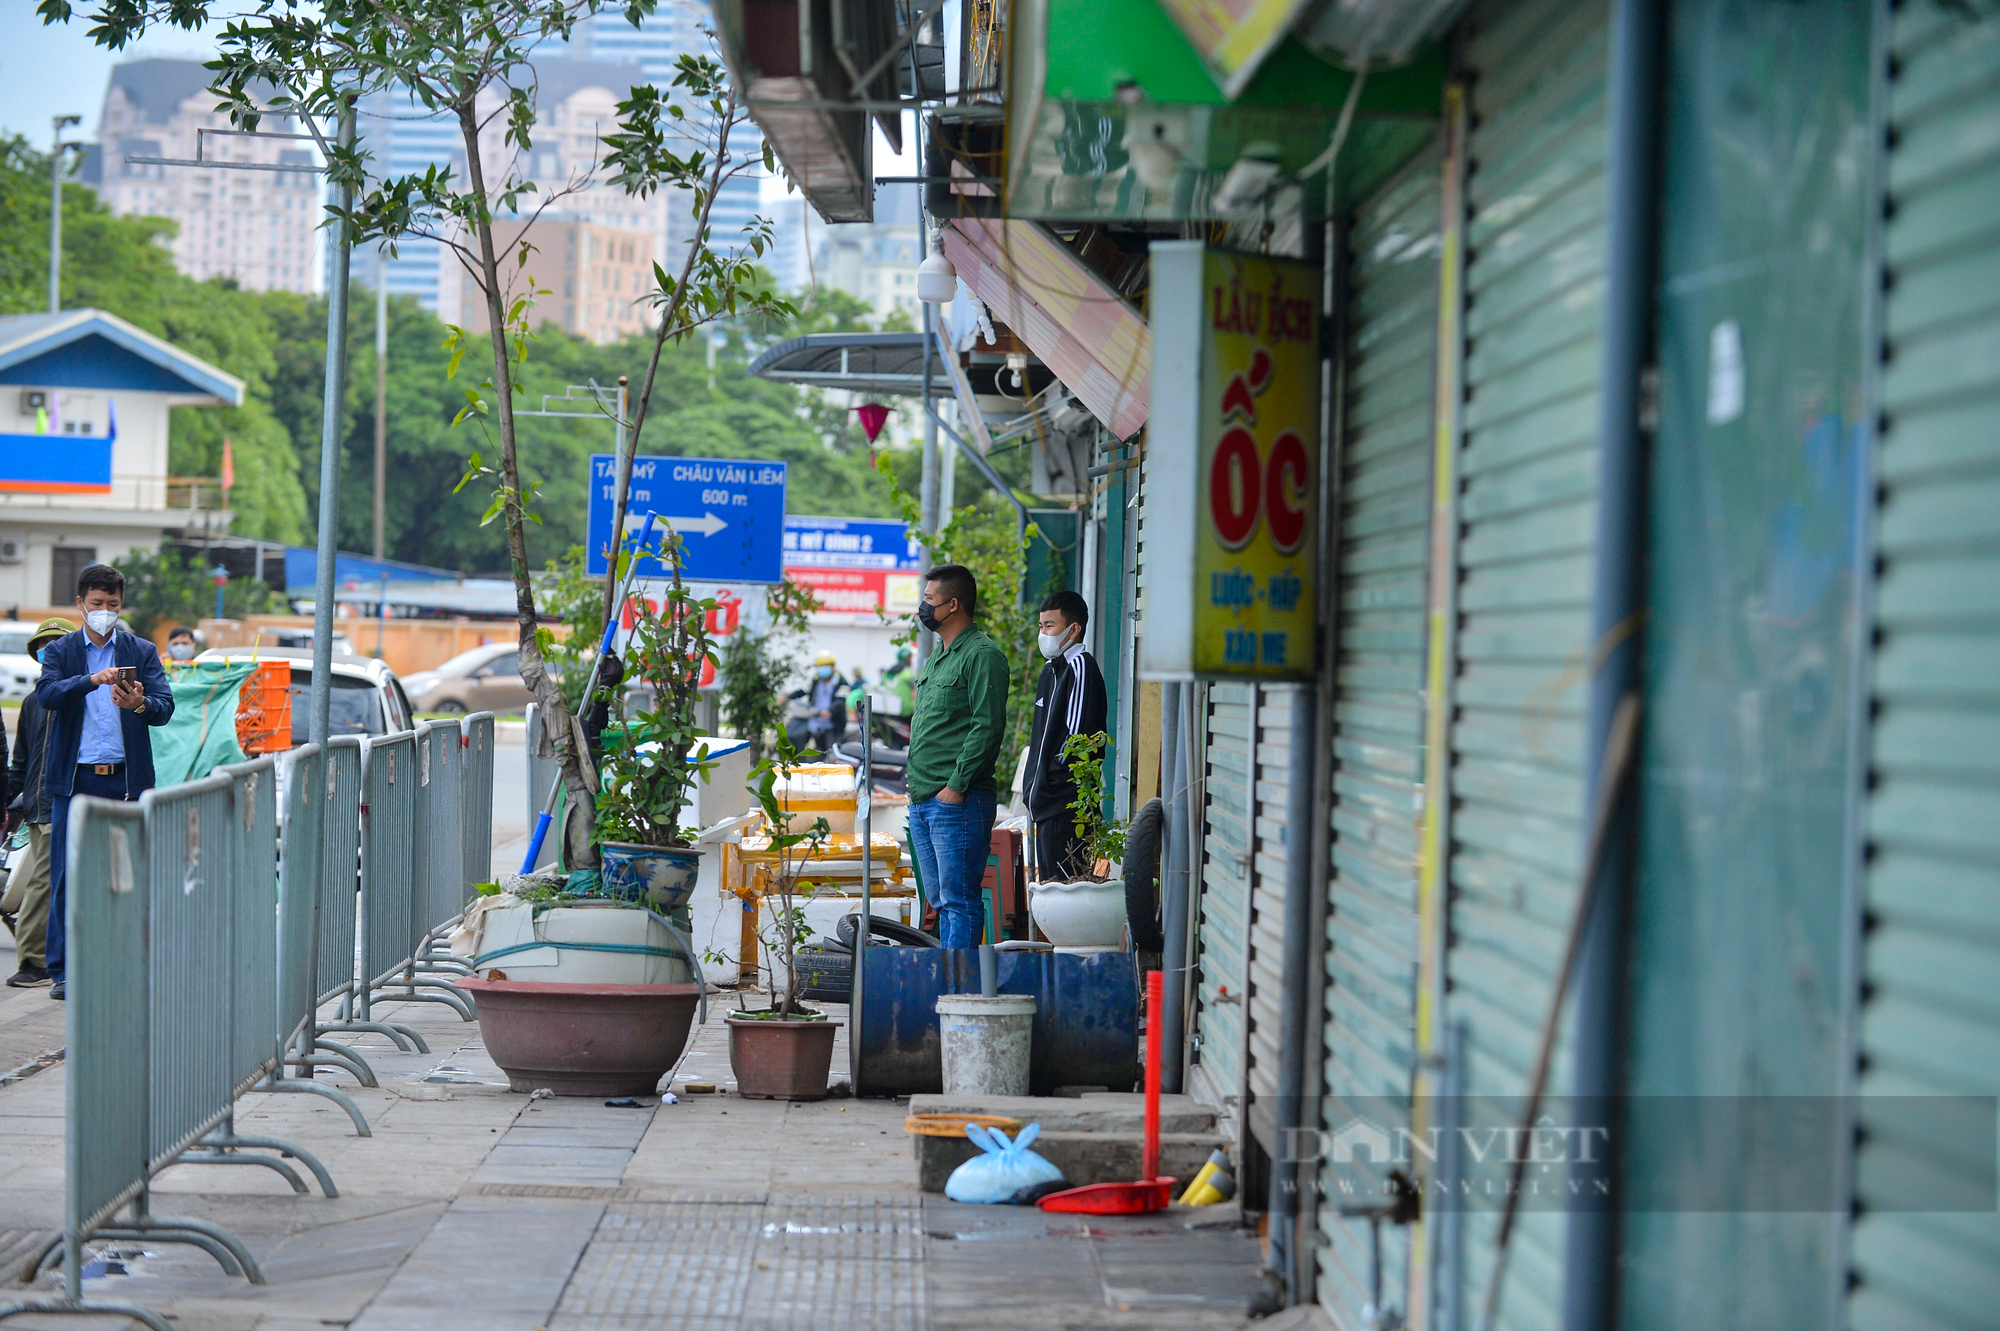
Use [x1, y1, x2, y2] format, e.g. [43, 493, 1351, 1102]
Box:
[307, 1036, 380, 1084]
[0, 1298, 174, 1329]
[183, 1119, 337, 1199]
[117, 1193, 265, 1284]
[252, 1076, 372, 1137]
[319, 1017, 426, 1053]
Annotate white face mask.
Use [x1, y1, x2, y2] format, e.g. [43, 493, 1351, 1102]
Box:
[1037, 631, 1071, 661]
[168, 643, 195, 661]
[85, 609, 119, 637]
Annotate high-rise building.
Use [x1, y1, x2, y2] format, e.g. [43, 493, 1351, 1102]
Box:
[453, 219, 659, 345]
[362, 0, 766, 317]
[774, 185, 923, 327]
[89, 59, 321, 294]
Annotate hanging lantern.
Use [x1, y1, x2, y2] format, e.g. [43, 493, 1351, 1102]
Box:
[854, 402, 892, 443]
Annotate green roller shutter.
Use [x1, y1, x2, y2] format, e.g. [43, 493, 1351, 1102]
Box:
[1243, 683, 1304, 1153]
[1196, 682, 1253, 1115]
[1444, 0, 1608, 1324]
[1849, 5, 2000, 1328]
[1314, 139, 1441, 1327]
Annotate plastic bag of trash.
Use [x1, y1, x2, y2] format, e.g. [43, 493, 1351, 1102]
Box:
[945, 1123, 1067, 1204]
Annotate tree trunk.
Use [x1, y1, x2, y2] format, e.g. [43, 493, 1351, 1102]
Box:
[456, 98, 596, 848]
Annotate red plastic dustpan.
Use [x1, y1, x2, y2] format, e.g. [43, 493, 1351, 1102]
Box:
[1039, 969, 1175, 1215]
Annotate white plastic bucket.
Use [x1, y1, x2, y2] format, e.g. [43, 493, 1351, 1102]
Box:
[936, 994, 1037, 1096]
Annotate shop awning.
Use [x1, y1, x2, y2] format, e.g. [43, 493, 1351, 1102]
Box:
[941, 219, 1150, 440]
[746, 333, 946, 398]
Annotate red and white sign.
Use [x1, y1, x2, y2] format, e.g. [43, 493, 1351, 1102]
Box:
[785, 566, 922, 620]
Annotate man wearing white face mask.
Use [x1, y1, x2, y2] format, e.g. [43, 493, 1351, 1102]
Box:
[1022, 590, 1107, 881]
[35, 563, 174, 1000]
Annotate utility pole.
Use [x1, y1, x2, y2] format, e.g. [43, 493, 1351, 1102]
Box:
[48, 114, 81, 313]
[309, 104, 357, 747]
[373, 247, 388, 558]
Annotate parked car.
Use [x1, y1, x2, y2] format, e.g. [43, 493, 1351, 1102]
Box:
[0, 626, 40, 701]
[193, 645, 414, 742]
[400, 642, 534, 716]
[256, 627, 354, 654]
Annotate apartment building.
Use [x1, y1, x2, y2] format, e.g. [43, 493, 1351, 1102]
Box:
[454, 219, 658, 345]
[89, 59, 320, 294]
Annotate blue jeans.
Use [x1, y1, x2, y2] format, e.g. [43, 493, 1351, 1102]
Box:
[48, 765, 136, 981]
[908, 789, 997, 949]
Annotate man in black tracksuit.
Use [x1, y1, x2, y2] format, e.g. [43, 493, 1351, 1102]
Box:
[1022, 590, 1108, 881]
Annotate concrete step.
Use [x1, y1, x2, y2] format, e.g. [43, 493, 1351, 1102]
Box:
[907, 1091, 1218, 1135]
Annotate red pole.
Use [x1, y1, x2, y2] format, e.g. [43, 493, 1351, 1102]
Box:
[1144, 968, 1162, 1181]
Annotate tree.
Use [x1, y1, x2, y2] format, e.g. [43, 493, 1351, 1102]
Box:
[41, 0, 786, 854]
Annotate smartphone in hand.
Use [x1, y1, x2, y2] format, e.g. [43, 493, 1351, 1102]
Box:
[117, 666, 138, 685]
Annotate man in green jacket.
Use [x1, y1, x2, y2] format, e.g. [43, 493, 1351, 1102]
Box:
[905, 563, 1010, 948]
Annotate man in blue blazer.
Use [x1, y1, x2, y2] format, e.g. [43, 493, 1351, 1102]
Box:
[38, 562, 174, 999]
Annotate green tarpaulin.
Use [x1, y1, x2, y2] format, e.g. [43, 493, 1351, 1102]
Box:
[154, 662, 256, 786]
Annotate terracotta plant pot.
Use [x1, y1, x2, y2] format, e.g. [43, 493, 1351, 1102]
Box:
[459, 977, 701, 1096]
[726, 1013, 842, 1100]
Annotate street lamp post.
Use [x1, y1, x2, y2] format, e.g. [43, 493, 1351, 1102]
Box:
[49, 114, 82, 313]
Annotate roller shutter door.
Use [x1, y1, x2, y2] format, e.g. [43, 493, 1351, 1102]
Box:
[1313, 139, 1442, 1326]
[1848, 5, 2000, 1328]
[1444, 0, 1609, 1324]
[1195, 682, 1253, 1114]
[1242, 683, 1304, 1152]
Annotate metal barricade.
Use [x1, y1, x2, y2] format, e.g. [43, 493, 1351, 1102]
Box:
[358, 730, 469, 1020]
[461, 712, 496, 886]
[166, 758, 340, 1197]
[414, 718, 465, 952]
[0, 800, 171, 1327]
[253, 744, 374, 1134]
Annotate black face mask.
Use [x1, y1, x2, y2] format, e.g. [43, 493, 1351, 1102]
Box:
[916, 599, 942, 632]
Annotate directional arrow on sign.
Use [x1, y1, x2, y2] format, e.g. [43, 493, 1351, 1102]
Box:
[627, 511, 729, 538]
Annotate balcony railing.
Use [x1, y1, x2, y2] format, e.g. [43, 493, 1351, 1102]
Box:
[0, 475, 227, 514]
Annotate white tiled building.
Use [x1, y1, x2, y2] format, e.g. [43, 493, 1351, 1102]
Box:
[88, 59, 321, 294]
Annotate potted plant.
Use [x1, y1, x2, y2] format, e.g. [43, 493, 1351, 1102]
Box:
[1028, 732, 1132, 950]
[593, 545, 720, 912]
[726, 732, 841, 1100]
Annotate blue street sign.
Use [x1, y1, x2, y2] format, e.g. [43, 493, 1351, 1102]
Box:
[781, 516, 923, 571]
[587, 453, 788, 583]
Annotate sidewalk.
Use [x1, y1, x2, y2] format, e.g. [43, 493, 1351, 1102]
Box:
[0, 973, 1266, 1328]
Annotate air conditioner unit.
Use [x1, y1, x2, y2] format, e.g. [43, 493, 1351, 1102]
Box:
[0, 538, 24, 564]
[17, 391, 47, 414]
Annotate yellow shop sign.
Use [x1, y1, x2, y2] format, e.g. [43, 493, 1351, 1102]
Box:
[1141, 243, 1321, 681]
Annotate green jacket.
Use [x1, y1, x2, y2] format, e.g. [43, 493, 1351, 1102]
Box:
[906, 625, 1010, 803]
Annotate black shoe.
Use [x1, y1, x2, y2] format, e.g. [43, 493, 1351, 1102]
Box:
[50, 981, 64, 1001]
[5, 965, 50, 988]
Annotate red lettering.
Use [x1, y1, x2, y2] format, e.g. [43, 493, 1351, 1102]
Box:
[1266, 430, 1310, 555]
[1209, 428, 1263, 550]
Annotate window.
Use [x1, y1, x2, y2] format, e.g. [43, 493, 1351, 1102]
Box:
[50, 547, 96, 604]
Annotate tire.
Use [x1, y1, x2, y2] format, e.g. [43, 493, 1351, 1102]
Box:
[794, 945, 853, 1003]
[836, 912, 940, 951]
[432, 699, 468, 716]
[1122, 798, 1166, 952]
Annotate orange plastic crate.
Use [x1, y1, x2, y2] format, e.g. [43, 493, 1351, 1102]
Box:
[236, 659, 294, 754]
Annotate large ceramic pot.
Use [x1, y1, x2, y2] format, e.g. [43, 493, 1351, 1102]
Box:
[475, 903, 695, 986]
[599, 841, 701, 911]
[1028, 877, 1129, 949]
[459, 977, 701, 1096]
[726, 1014, 841, 1100]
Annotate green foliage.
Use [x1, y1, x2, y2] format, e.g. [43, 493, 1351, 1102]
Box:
[873, 455, 1041, 781]
[743, 728, 833, 1016]
[592, 535, 720, 848]
[717, 578, 819, 761]
[118, 546, 285, 638]
[0, 135, 308, 543]
[1059, 731, 1126, 873]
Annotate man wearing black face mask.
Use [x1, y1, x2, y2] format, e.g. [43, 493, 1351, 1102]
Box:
[904, 564, 1009, 949]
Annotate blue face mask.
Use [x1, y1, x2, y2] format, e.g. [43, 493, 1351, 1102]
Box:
[35, 647, 46, 663]
[815, 665, 834, 680]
